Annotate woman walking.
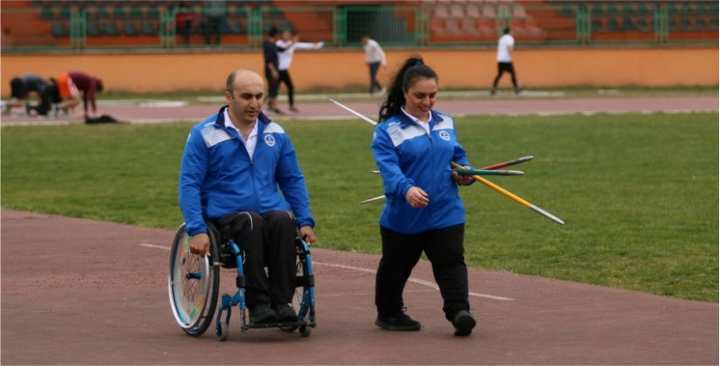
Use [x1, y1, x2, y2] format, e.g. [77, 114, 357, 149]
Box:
[371, 56, 477, 336]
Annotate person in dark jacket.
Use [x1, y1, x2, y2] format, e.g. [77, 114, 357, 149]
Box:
[372, 56, 476, 336]
[4, 74, 49, 115]
[179, 69, 317, 325]
[262, 27, 282, 114]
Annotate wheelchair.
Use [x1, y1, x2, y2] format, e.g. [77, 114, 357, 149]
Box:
[168, 222, 316, 341]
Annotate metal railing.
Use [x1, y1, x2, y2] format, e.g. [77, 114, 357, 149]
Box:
[0, 1, 716, 52]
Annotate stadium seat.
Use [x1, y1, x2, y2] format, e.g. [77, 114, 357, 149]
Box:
[512, 5, 527, 20]
[444, 18, 462, 35]
[608, 17, 619, 32]
[142, 21, 157, 35]
[40, 6, 55, 20]
[113, 6, 127, 20]
[460, 18, 480, 35]
[622, 16, 634, 31]
[482, 5, 496, 19]
[591, 18, 605, 32]
[434, 5, 450, 19]
[450, 4, 464, 18]
[466, 4, 481, 19]
[86, 21, 99, 36]
[102, 21, 118, 36]
[130, 6, 144, 19]
[59, 6, 71, 19]
[606, 3, 619, 16]
[147, 7, 159, 20]
[124, 21, 138, 36]
[51, 21, 68, 37]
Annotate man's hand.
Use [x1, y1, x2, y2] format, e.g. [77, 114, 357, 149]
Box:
[452, 167, 475, 186]
[189, 233, 210, 256]
[405, 186, 429, 208]
[299, 226, 317, 244]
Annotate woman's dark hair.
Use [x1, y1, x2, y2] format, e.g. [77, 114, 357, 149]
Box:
[378, 56, 438, 122]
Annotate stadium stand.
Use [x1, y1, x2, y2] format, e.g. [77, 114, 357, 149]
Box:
[0, 0, 717, 50]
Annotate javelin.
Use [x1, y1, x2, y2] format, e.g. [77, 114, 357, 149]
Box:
[331, 98, 565, 224]
[329, 98, 377, 126]
[481, 155, 534, 170]
[451, 162, 565, 225]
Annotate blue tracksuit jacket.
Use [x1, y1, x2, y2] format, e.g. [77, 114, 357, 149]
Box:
[179, 107, 314, 236]
[371, 110, 470, 234]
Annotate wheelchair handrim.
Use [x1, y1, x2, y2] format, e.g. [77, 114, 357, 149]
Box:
[168, 232, 213, 330]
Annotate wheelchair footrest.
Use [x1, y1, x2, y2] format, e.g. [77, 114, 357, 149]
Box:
[246, 319, 307, 329]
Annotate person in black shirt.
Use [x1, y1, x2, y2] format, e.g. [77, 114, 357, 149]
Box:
[263, 27, 282, 114]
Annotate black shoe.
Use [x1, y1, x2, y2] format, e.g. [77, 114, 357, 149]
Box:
[275, 304, 298, 322]
[288, 106, 299, 113]
[375, 311, 421, 331]
[250, 304, 277, 324]
[452, 310, 476, 336]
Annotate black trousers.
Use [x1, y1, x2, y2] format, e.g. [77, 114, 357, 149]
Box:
[375, 224, 470, 321]
[265, 68, 279, 99]
[215, 211, 297, 308]
[368, 61, 382, 94]
[492, 61, 519, 91]
[277, 70, 295, 107]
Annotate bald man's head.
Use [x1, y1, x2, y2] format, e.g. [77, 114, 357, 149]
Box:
[224, 69, 265, 126]
[225, 69, 264, 93]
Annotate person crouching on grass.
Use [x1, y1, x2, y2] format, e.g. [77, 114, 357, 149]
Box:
[371, 56, 477, 336]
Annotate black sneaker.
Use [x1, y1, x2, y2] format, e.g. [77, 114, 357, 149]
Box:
[250, 304, 277, 324]
[452, 310, 476, 336]
[275, 304, 298, 322]
[375, 311, 421, 331]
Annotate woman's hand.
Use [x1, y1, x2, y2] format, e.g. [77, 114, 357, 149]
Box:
[452, 168, 475, 186]
[405, 186, 430, 208]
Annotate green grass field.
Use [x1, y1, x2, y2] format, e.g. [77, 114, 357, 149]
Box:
[2, 112, 717, 301]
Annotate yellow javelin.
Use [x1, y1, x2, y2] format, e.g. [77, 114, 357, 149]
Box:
[451, 162, 565, 225]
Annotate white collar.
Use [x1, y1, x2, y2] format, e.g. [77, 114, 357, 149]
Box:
[401, 106, 431, 124]
[223, 109, 258, 139]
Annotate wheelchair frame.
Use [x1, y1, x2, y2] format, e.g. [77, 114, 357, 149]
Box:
[168, 223, 316, 341]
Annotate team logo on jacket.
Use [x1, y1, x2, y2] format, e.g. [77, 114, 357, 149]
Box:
[438, 130, 451, 141]
[264, 134, 276, 147]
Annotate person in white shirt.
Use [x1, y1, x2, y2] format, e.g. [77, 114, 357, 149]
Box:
[361, 36, 387, 95]
[491, 27, 520, 95]
[275, 30, 324, 112]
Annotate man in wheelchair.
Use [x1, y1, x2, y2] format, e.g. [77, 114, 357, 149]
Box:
[178, 69, 317, 326]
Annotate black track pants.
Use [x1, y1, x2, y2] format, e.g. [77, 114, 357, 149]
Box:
[216, 211, 297, 308]
[375, 224, 470, 320]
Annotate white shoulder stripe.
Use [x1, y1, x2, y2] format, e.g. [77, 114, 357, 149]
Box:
[264, 122, 285, 134]
[432, 115, 454, 131]
[387, 123, 426, 147]
[200, 125, 231, 148]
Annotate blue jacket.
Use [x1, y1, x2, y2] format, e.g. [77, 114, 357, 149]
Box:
[371, 110, 470, 234]
[179, 107, 314, 236]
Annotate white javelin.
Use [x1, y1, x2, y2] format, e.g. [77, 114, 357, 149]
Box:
[329, 98, 377, 126]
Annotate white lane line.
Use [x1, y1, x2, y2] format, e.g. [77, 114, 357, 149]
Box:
[139, 242, 171, 250]
[313, 261, 513, 302]
[139, 243, 514, 302]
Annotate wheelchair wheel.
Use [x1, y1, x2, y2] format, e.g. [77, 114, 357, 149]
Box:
[168, 224, 220, 337]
